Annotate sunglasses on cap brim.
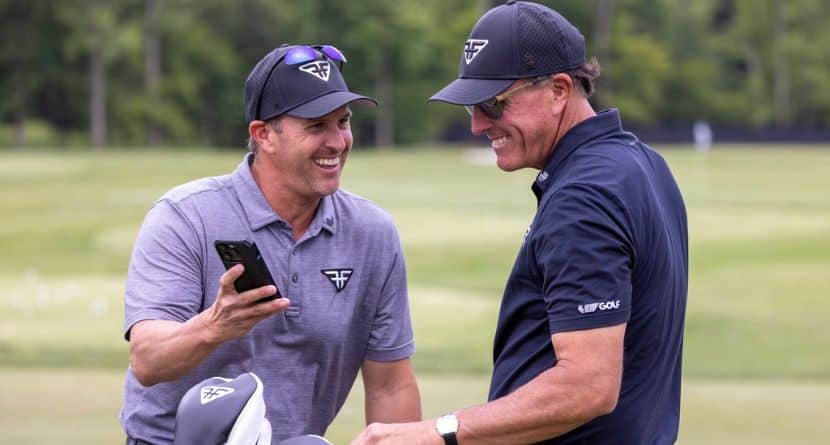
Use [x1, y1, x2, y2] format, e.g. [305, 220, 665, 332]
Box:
[283, 45, 347, 70]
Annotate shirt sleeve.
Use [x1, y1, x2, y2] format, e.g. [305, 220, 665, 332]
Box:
[534, 182, 634, 334]
[364, 228, 415, 362]
[123, 199, 205, 340]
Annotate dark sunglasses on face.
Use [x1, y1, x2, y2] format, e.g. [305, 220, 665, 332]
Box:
[465, 75, 552, 119]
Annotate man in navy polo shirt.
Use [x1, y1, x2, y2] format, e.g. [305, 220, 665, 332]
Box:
[121, 44, 421, 444]
[351, 2, 687, 445]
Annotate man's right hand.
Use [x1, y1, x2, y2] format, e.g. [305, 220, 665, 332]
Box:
[129, 265, 289, 386]
[202, 264, 290, 344]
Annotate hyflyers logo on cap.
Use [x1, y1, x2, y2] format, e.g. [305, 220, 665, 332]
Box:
[464, 39, 488, 64]
[299, 61, 331, 81]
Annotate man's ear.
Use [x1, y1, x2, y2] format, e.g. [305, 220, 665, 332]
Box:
[248, 120, 271, 150]
[549, 73, 574, 115]
[550, 73, 574, 102]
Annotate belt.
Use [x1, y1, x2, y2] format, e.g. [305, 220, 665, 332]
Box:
[126, 438, 153, 445]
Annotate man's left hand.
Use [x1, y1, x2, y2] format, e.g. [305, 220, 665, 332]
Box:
[350, 420, 441, 445]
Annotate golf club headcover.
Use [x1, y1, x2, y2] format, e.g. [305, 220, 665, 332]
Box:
[173, 372, 271, 445]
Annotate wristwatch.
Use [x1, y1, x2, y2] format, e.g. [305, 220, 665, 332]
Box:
[435, 413, 459, 445]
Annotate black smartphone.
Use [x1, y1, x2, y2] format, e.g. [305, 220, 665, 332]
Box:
[214, 240, 280, 301]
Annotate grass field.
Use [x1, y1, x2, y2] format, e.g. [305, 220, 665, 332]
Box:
[1, 145, 829, 443]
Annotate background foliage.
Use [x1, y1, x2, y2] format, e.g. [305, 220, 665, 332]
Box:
[3, 0, 830, 148]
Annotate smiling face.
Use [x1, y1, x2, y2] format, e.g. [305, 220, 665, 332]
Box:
[254, 105, 353, 201]
[470, 78, 565, 172]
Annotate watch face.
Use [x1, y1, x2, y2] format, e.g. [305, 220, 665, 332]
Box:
[436, 414, 459, 434]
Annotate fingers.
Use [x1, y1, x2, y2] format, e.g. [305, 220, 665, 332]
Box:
[236, 285, 289, 313]
[218, 264, 245, 295]
[240, 284, 278, 305]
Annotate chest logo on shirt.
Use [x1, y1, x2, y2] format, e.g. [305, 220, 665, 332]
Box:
[321, 268, 353, 292]
[200, 386, 234, 405]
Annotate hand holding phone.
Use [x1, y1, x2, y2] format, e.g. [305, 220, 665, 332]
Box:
[214, 240, 280, 302]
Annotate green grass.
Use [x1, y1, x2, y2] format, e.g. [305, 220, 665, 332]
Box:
[2, 368, 828, 445]
[2, 145, 830, 443]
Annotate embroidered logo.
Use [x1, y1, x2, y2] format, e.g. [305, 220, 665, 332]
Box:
[464, 39, 489, 64]
[578, 300, 621, 314]
[299, 61, 331, 81]
[200, 386, 234, 405]
[321, 268, 353, 292]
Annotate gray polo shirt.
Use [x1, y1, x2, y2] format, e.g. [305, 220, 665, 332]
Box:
[121, 153, 414, 444]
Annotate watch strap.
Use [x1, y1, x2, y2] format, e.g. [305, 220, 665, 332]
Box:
[441, 432, 458, 445]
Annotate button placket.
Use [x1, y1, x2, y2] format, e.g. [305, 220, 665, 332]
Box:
[285, 243, 301, 317]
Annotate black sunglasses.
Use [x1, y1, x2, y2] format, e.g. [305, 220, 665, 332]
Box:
[465, 75, 552, 119]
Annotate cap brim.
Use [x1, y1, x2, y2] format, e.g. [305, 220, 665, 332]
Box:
[286, 91, 377, 119]
[428, 78, 513, 106]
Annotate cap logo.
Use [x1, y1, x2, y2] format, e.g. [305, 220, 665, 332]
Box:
[463, 39, 489, 64]
[299, 61, 331, 81]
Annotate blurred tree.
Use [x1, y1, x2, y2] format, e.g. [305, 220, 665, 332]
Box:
[710, 0, 830, 128]
[654, 0, 720, 125]
[56, 0, 143, 148]
[1, 0, 31, 145]
[145, 0, 162, 146]
[598, 0, 672, 124]
[0, 1, 80, 147]
[3, 0, 830, 148]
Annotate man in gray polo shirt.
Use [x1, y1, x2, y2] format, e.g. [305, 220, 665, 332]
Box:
[121, 44, 421, 444]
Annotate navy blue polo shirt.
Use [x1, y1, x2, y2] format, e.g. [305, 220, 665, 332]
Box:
[489, 109, 688, 444]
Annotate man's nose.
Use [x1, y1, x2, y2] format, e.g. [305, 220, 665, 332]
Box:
[326, 126, 347, 150]
[470, 106, 493, 136]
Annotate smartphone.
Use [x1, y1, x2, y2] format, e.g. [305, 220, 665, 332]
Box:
[214, 240, 280, 301]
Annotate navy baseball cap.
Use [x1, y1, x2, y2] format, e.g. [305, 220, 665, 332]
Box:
[244, 44, 376, 122]
[429, 0, 586, 106]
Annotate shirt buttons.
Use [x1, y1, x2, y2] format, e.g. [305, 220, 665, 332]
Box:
[291, 247, 298, 256]
[325, 217, 333, 226]
[291, 273, 299, 283]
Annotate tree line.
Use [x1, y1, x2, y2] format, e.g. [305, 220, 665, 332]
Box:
[2, 0, 829, 149]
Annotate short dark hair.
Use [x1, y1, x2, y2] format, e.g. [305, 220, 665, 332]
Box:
[247, 117, 283, 154]
[566, 57, 601, 97]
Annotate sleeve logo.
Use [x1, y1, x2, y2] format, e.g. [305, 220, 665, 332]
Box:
[578, 300, 620, 314]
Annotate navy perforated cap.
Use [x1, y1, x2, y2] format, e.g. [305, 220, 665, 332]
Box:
[244, 44, 376, 122]
[430, 0, 586, 105]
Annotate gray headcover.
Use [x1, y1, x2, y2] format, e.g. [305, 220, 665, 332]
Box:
[174, 372, 271, 445]
[278, 436, 332, 445]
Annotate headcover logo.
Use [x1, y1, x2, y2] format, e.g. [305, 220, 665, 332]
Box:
[321, 268, 353, 292]
[299, 61, 331, 81]
[464, 39, 489, 64]
[200, 386, 234, 405]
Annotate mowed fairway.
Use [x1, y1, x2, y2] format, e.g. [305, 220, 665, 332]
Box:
[1, 146, 829, 443]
